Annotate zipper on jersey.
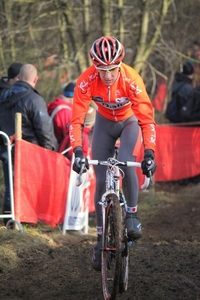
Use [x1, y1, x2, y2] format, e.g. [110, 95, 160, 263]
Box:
[107, 86, 110, 102]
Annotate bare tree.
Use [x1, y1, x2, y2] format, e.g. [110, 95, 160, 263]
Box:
[133, 0, 174, 72]
[1, 0, 200, 116]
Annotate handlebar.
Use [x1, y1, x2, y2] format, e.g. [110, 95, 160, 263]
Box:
[76, 158, 150, 190]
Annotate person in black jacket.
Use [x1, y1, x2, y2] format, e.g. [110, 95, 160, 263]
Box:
[0, 64, 54, 225]
[0, 62, 23, 153]
[1, 63, 54, 148]
[172, 62, 194, 102]
[0, 62, 23, 225]
[0, 62, 23, 99]
[166, 62, 194, 123]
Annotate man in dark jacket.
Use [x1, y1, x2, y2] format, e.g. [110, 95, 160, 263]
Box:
[1, 63, 54, 148]
[0, 63, 54, 224]
[0, 63, 23, 150]
[172, 62, 194, 101]
[0, 62, 23, 99]
[166, 62, 194, 123]
[0, 62, 23, 224]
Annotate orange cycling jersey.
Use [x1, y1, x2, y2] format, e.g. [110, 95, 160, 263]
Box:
[70, 63, 156, 152]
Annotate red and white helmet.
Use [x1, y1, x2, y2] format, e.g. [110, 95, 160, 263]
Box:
[90, 36, 125, 67]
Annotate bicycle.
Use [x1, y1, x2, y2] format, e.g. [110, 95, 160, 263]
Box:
[76, 147, 150, 300]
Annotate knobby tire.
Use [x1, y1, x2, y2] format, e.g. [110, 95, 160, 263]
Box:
[101, 194, 122, 300]
[119, 204, 129, 293]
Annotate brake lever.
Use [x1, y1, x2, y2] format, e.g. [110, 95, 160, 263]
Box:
[147, 161, 154, 184]
[149, 172, 154, 185]
[76, 158, 86, 187]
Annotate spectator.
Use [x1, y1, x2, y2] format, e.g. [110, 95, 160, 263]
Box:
[165, 62, 194, 123]
[0, 62, 23, 225]
[185, 41, 200, 87]
[47, 82, 75, 159]
[47, 82, 95, 160]
[0, 63, 23, 99]
[174, 62, 194, 101]
[0, 63, 54, 224]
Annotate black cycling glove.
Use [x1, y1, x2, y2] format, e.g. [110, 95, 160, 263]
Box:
[73, 148, 89, 174]
[141, 149, 157, 178]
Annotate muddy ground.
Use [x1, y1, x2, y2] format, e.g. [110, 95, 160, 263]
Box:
[0, 181, 199, 300]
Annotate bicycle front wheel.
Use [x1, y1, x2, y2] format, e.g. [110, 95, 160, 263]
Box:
[101, 194, 122, 300]
[119, 204, 129, 293]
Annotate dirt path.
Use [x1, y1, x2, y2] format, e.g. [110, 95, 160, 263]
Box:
[0, 182, 199, 300]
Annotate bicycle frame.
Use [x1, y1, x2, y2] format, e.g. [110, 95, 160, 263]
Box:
[77, 156, 150, 300]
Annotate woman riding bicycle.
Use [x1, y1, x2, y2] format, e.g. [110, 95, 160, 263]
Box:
[69, 36, 157, 271]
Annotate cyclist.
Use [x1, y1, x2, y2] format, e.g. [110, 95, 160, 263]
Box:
[69, 36, 157, 271]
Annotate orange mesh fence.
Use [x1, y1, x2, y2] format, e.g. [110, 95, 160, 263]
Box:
[134, 125, 200, 184]
[13, 126, 200, 223]
[14, 139, 71, 227]
[154, 125, 200, 181]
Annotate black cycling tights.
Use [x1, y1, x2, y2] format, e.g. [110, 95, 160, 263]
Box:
[92, 112, 140, 228]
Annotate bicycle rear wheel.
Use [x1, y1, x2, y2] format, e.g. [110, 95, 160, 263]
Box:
[101, 194, 122, 300]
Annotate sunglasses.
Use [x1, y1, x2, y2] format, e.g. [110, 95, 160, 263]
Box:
[97, 67, 119, 74]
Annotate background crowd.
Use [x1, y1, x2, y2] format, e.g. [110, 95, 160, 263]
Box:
[0, 61, 95, 226]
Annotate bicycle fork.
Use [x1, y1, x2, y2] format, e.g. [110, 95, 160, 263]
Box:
[99, 192, 117, 252]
